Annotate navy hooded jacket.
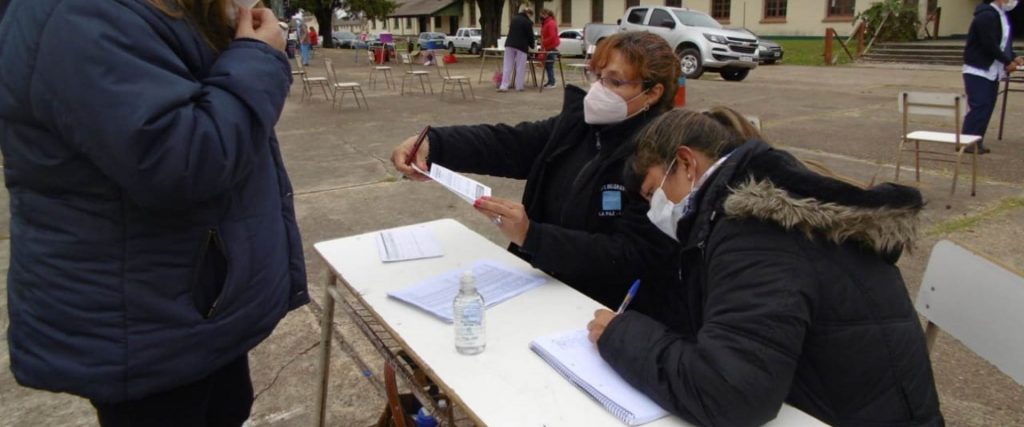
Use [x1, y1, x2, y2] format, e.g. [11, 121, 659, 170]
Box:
[964, 2, 1016, 71]
[0, 0, 308, 402]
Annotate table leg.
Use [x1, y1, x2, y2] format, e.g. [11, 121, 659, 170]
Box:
[478, 53, 487, 83]
[998, 78, 1010, 141]
[314, 273, 337, 427]
[558, 55, 566, 88]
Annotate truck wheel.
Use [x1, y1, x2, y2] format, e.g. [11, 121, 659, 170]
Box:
[448, 42, 456, 53]
[677, 48, 703, 79]
[470, 43, 479, 55]
[720, 68, 750, 82]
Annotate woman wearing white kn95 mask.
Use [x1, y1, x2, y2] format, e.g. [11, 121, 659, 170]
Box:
[0, 0, 300, 426]
[392, 32, 684, 314]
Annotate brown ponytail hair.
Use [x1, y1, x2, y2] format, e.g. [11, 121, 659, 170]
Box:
[149, 0, 265, 51]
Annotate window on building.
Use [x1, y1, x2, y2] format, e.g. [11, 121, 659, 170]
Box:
[665, 0, 682, 7]
[711, 0, 730, 20]
[626, 7, 647, 24]
[407, 17, 413, 28]
[562, 0, 572, 24]
[763, 0, 787, 19]
[592, 0, 604, 22]
[827, 0, 855, 17]
[393, 18, 399, 28]
[626, 0, 640, 9]
[434, 16, 442, 28]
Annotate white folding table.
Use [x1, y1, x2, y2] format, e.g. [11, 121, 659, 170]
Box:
[312, 218, 828, 426]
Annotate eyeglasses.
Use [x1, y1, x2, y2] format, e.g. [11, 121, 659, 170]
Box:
[585, 72, 651, 89]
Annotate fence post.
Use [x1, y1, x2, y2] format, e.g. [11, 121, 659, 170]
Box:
[824, 28, 834, 66]
[933, 7, 941, 40]
[856, 22, 866, 58]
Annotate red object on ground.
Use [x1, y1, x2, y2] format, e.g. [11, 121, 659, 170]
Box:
[374, 48, 386, 64]
[674, 77, 686, 107]
[443, 54, 457, 64]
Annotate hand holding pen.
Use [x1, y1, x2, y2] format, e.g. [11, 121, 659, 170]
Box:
[390, 126, 431, 181]
[587, 280, 641, 344]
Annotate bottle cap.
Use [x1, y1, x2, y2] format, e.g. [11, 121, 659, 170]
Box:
[460, 270, 476, 291]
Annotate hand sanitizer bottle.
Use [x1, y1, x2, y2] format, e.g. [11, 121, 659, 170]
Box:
[453, 270, 485, 355]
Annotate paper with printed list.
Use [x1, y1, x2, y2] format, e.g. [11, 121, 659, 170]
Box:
[375, 225, 444, 263]
[387, 260, 546, 322]
[413, 164, 491, 204]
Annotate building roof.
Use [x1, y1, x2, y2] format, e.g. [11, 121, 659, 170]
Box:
[390, 0, 459, 17]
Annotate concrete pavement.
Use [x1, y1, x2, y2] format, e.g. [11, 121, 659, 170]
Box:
[2, 49, 1023, 426]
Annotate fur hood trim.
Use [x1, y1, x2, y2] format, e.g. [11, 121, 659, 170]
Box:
[724, 179, 920, 254]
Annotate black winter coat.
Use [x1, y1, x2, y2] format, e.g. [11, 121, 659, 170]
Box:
[427, 86, 677, 310]
[505, 12, 536, 52]
[964, 2, 1016, 70]
[598, 140, 944, 426]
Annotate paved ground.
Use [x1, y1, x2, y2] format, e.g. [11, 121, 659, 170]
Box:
[2, 48, 1023, 426]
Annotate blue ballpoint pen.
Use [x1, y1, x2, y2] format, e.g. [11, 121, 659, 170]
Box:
[615, 279, 642, 314]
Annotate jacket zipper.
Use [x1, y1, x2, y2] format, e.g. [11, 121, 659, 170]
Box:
[204, 228, 224, 319]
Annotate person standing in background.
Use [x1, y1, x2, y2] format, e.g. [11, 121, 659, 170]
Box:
[540, 8, 560, 89]
[962, 0, 1024, 154]
[300, 24, 312, 65]
[0, 1, 308, 426]
[499, 6, 535, 92]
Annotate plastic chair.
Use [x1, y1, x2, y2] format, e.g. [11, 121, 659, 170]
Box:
[293, 57, 330, 101]
[895, 91, 982, 196]
[435, 57, 475, 100]
[399, 53, 433, 95]
[324, 58, 368, 109]
[915, 240, 1024, 387]
[366, 50, 395, 90]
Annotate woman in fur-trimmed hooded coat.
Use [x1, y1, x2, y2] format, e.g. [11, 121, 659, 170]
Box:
[590, 108, 943, 427]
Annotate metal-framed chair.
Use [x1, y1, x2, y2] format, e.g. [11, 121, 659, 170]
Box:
[366, 50, 395, 90]
[916, 240, 1024, 387]
[325, 58, 368, 109]
[435, 58, 474, 100]
[566, 44, 595, 83]
[294, 57, 330, 101]
[895, 91, 982, 196]
[399, 53, 433, 95]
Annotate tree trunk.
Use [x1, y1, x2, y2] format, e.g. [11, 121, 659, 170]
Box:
[478, 0, 504, 48]
[316, 7, 335, 48]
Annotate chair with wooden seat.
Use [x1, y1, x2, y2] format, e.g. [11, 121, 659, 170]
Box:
[895, 91, 982, 196]
[324, 58, 368, 109]
[435, 57, 474, 100]
[566, 44, 595, 83]
[915, 240, 1024, 387]
[366, 50, 395, 90]
[294, 57, 330, 101]
[399, 53, 433, 96]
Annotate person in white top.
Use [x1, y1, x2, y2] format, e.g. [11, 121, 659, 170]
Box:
[962, 0, 1024, 154]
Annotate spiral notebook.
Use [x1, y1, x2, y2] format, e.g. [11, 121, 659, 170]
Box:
[530, 329, 669, 426]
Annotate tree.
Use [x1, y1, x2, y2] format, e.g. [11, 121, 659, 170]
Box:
[289, 0, 343, 48]
[477, 0, 505, 48]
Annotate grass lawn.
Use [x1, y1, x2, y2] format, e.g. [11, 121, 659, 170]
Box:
[776, 39, 858, 66]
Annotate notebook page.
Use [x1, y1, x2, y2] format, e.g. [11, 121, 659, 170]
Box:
[387, 260, 546, 322]
[531, 329, 669, 426]
[375, 225, 444, 263]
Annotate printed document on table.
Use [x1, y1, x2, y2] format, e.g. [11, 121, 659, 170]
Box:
[413, 164, 491, 204]
[387, 260, 547, 322]
[375, 224, 444, 263]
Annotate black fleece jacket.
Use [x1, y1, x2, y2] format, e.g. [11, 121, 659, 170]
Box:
[426, 86, 678, 310]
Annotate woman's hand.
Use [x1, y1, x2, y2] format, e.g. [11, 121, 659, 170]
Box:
[391, 134, 431, 181]
[473, 196, 530, 246]
[587, 309, 616, 344]
[235, 8, 285, 52]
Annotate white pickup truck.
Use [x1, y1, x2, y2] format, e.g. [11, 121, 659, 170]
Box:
[584, 6, 758, 81]
[447, 28, 482, 54]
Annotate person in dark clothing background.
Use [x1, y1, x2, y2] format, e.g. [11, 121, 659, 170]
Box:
[962, 0, 1024, 154]
[587, 108, 944, 426]
[391, 32, 681, 312]
[1, 1, 307, 426]
[499, 5, 536, 92]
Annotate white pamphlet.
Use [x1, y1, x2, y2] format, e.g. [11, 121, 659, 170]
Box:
[413, 164, 491, 204]
[376, 225, 444, 263]
[387, 260, 546, 322]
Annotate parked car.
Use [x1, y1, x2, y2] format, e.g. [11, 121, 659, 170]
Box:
[332, 31, 358, 48]
[418, 31, 447, 50]
[730, 27, 783, 64]
[496, 31, 540, 50]
[585, 6, 759, 81]
[558, 28, 586, 56]
[447, 28, 482, 54]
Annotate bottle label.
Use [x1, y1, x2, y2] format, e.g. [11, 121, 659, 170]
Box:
[454, 302, 484, 346]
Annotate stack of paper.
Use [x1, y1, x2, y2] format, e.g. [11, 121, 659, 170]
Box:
[387, 260, 546, 322]
[375, 225, 444, 263]
[531, 329, 669, 426]
[414, 164, 491, 204]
